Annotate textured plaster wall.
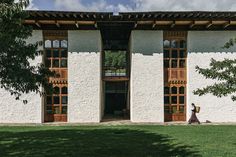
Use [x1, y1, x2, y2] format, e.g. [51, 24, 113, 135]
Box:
[68, 30, 101, 123]
[130, 30, 164, 122]
[187, 31, 236, 122]
[0, 30, 43, 123]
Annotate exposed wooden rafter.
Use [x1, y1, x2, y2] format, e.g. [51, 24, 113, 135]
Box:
[44, 13, 50, 17]
[170, 21, 175, 28]
[94, 22, 98, 28]
[152, 21, 157, 28]
[55, 21, 60, 28]
[73, 14, 77, 18]
[24, 11, 236, 30]
[75, 21, 79, 28]
[206, 21, 213, 28]
[35, 20, 40, 28]
[189, 21, 195, 28]
[134, 22, 138, 28]
[224, 21, 231, 28]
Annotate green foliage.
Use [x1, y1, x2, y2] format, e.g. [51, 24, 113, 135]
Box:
[104, 51, 126, 67]
[193, 58, 236, 101]
[223, 38, 236, 49]
[0, 0, 54, 101]
[194, 37, 236, 101]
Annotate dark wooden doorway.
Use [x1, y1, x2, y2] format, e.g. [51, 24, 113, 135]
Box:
[104, 81, 129, 119]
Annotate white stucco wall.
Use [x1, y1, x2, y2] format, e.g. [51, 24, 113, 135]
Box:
[130, 30, 164, 122]
[187, 31, 236, 122]
[0, 30, 43, 123]
[68, 30, 101, 123]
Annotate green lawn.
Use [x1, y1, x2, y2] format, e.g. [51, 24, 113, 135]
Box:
[0, 125, 235, 157]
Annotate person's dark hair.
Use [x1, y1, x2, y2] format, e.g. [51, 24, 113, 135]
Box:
[191, 103, 195, 106]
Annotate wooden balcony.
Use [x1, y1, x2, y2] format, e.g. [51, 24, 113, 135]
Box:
[164, 68, 186, 84]
[103, 66, 129, 81]
[49, 68, 68, 84]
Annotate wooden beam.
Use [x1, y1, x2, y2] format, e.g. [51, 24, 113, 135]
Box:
[65, 13, 70, 18]
[75, 21, 79, 28]
[77, 21, 95, 25]
[55, 21, 60, 28]
[134, 22, 138, 28]
[94, 22, 98, 28]
[24, 20, 35, 24]
[155, 21, 173, 25]
[59, 13, 64, 18]
[137, 21, 153, 25]
[194, 21, 209, 25]
[189, 21, 195, 28]
[152, 23, 157, 28]
[175, 21, 192, 25]
[224, 21, 231, 28]
[206, 21, 213, 28]
[38, 20, 55, 24]
[35, 21, 40, 28]
[44, 13, 50, 17]
[161, 14, 165, 18]
[73, 14, 77, 18]
[36, 12, 43, 17]
[170, 21, 175, 28]
[212, 21, 228, 25]
[52, 13, 57, 17]
[154, 14, 159, 18]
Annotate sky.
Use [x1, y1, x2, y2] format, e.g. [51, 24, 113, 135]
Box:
[27, 0, 236, 13]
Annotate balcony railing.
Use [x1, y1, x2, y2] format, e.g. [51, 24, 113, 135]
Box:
[103, 66, 127, 77]
[164, 68, 186, 84]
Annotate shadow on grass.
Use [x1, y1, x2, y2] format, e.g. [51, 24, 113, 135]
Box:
[0, 128, 201, 157]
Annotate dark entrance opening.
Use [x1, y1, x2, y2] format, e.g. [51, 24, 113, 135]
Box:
[104, 81, 129, 119]
[100, 22, 132, 121]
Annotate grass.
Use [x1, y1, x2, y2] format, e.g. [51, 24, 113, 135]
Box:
[0, 125, 236, 157]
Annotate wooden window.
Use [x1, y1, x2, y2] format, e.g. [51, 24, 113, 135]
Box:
[163, 31, 187, 122]
[53, 40, 60, 48]
[45, 40, 51, 48]
[43, 30, 68, 122]
[61, 40, 68, 48]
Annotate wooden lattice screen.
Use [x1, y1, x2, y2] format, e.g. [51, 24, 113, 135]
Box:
[163, 31, 187, 121]
[43, 30, 68, 122]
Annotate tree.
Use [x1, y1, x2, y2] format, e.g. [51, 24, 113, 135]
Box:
[104, 51, 126, 67]
[0, 0, 53, 101]
[193, 38, 236, 101]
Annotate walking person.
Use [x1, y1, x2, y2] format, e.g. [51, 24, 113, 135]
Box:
[188, 103, 200, 124]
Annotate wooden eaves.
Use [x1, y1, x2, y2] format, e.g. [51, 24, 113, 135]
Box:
[24, 10, 236, 30]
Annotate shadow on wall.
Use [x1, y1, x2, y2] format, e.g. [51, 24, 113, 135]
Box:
[0, 128, 200, 157]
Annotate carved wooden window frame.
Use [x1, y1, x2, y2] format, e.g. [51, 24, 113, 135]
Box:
[43, 30, 68, 122]
[163, 31, 187, 121]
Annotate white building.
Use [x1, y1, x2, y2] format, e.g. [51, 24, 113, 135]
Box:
[0, 11, 236, 123]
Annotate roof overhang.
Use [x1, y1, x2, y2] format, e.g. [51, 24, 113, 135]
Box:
[24, 10, 236, 30]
